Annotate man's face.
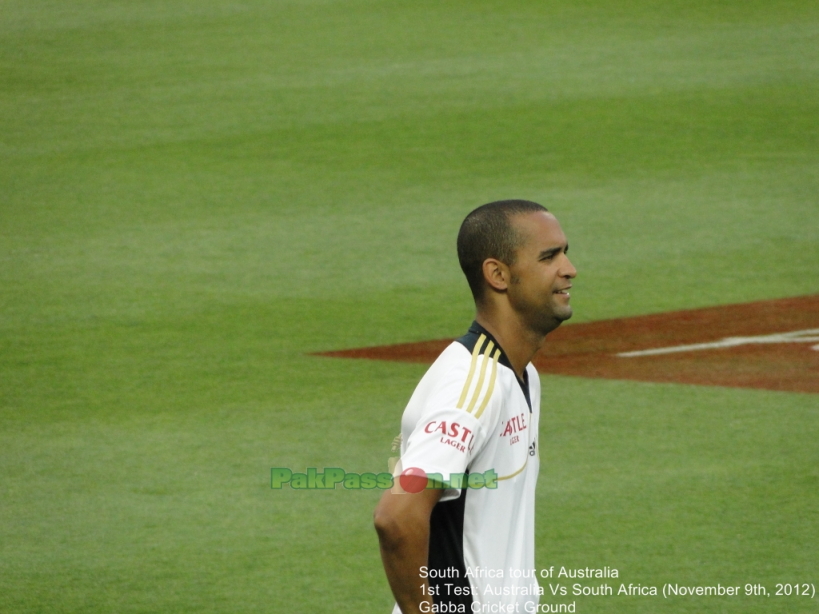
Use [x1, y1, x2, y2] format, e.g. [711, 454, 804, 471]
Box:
[506, 211, 577, 334]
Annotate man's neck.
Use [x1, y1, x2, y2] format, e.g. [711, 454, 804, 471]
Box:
[474, 313, 547, 382]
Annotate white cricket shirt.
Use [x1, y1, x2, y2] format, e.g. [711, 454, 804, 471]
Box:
[392, 322, 541, 613]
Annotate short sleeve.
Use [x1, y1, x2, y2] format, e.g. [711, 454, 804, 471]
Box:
[397, 349, 501, 501]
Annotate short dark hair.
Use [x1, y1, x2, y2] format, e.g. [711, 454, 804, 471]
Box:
[457, 199, 549, 301]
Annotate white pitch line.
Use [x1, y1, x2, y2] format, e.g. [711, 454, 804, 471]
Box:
[617, 328, 819, 358]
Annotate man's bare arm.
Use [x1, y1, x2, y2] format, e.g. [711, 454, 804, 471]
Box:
[374, 487, 443, 614]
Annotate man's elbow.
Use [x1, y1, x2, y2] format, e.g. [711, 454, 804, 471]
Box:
[373, 503, 403, 549]
[374, 487, 439, 550]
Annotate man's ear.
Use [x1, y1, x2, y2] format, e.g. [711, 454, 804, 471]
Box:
[482, 258, 510, 292]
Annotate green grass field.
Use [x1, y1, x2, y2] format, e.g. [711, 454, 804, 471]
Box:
[2, 1, 817, 612]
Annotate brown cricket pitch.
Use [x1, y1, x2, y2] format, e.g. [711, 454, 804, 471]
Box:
[316, 296, 819, 394]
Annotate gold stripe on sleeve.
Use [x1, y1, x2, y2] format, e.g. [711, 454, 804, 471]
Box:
[473, 348, 501, 420]
[457, 334, 486, 409]
[465, 341, 495, 414]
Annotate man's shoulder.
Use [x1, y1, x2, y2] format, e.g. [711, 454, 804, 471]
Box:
[405, 338, 503, 411]
[420, 340, 474, 384]
[425, 331, 510, 384]
[453, 322, 500, 357]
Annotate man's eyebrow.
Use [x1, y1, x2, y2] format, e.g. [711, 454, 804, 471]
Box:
[538, 244, 568, 258]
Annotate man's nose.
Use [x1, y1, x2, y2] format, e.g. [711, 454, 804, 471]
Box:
[562, 256, 577, 278]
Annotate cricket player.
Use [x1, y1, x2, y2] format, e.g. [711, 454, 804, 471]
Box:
[374, 200, 577, 613]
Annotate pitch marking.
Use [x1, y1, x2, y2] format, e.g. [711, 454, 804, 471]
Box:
[617, 328, 819, 358]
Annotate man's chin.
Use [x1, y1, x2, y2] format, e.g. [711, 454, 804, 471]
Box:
[534, 308, 572, 336]
[555, 306, 573, 322]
